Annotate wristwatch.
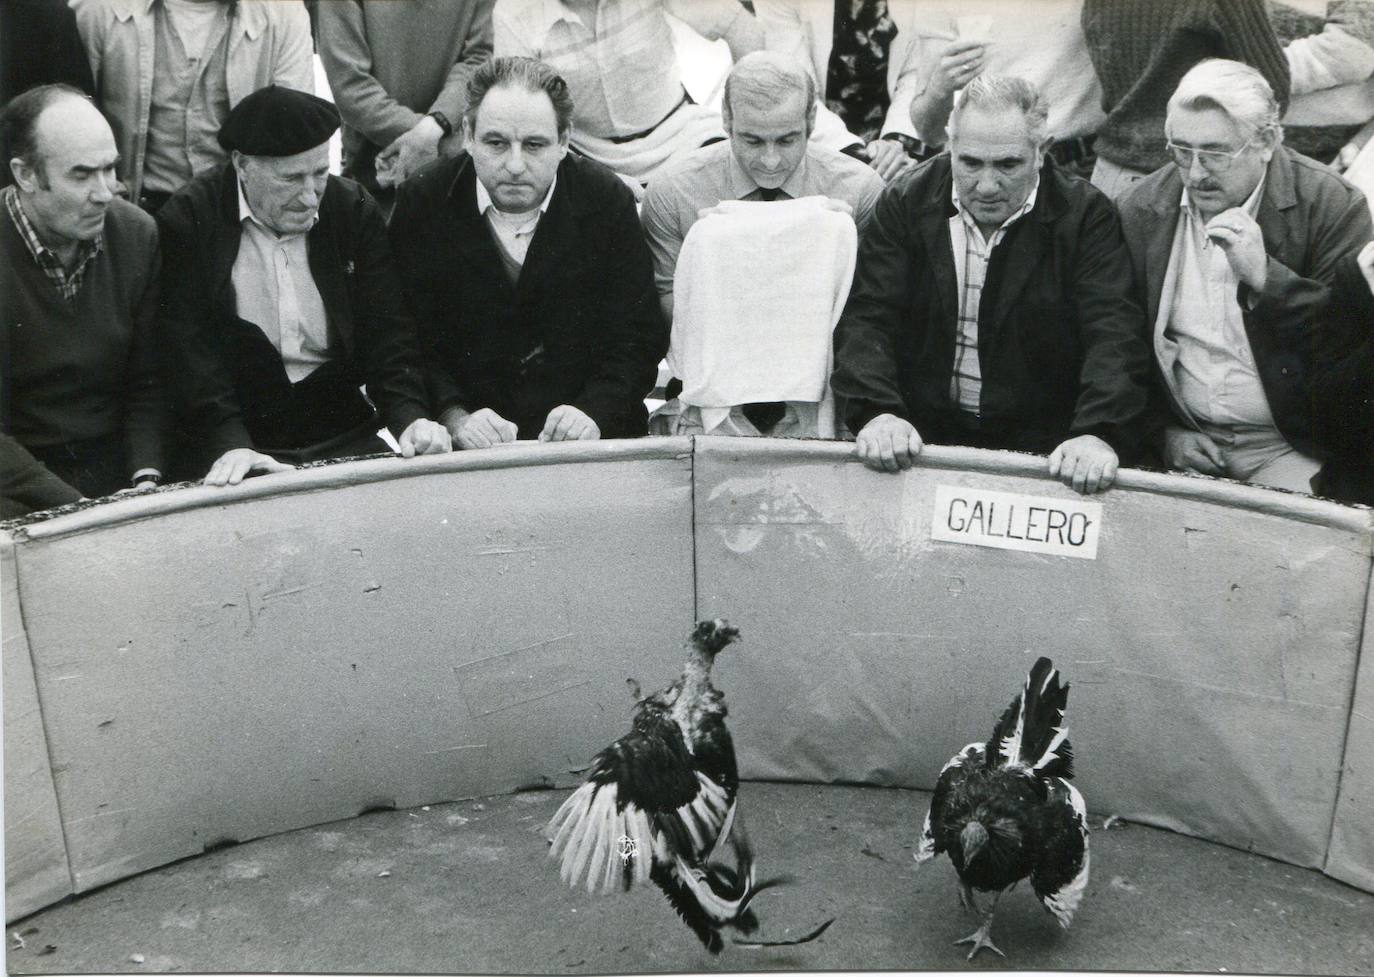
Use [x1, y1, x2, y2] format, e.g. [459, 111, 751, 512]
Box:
[428, 111, 453, 137]
[131, 469, 162, 488]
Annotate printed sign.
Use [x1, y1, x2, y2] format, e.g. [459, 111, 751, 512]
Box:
[931, 485, 1102, 560]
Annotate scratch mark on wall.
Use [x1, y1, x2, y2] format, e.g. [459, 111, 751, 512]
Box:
[421, 745, 489, 756]
[260, 585, 311, 602]
[455, 632, 576, 670]
[473, 680, 593, 718]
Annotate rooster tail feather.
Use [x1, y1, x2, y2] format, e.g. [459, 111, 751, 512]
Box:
[991, 657, 1074, 778]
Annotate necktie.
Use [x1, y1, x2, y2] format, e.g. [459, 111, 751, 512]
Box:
[757, 187, 783, 202]
[824, 0, 897, 144]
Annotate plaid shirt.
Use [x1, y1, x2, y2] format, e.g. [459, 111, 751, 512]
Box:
[3, 185, 104, 302]
[947, 179, 1039, 413]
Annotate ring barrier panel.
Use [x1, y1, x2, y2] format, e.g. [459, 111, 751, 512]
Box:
[3, 436, 1371, 922]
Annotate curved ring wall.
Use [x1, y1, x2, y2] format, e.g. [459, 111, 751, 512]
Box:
[5, 437, 1373, 922]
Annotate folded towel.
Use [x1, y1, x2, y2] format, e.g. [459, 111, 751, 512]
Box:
[668, 195, 858, 435]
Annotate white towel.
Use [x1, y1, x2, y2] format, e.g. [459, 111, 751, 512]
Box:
[668, 196, 858, 435]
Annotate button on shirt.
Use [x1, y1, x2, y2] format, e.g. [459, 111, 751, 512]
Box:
[1164, 178, 1274, 429]
[476, 175, 557, 272]
[232, 181, 331, 384]
[948, 179, 1040, 413]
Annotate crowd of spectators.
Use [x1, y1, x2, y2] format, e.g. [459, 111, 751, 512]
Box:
[2, 0, 1372, 520]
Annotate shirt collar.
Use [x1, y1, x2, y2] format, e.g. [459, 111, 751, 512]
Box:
[726, 146, 810, 201]
[3, 184, 105, 264]
[951, 174, 1041, 237]
[475, 173, 558, 220]
[237, 177, 318, 236]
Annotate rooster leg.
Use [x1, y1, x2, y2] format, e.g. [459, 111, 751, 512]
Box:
[954, 888, 1006, 961]
[956, 881, 982, 915]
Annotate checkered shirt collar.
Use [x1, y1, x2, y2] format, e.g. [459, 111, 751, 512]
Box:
[3, 185, 105, 301]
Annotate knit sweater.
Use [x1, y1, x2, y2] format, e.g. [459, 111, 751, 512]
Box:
[0, 197, 168, 478]
[1082, 0, 1292, 172]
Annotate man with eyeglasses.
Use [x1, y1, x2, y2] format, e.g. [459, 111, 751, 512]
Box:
[1118, 58, 1372, 495]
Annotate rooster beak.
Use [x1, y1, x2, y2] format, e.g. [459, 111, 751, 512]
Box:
[959, 822, 989, 871]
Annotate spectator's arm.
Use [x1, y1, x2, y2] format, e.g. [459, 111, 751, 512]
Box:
[347, 189, 431, 438]
[270, 1, 315, 93]
[1067, 192, 1153, 459]
[1285, 0, 1374, 94]
[831, 184, 918, 434]
[317, 2, 424, 148]
[388, 178, 471, 417]
[638, 177, 687, 315]
[1, 434, 83, 516]
[1215, 0, 1292, 110]
[570, 186, 670, 433]
[124, 221, 170, 480]
[429, 0, 495, 123]
[68, 0, 107, 88]
[666, 0, 763, 60]
[155, 197, 254, 463]
[1243, 183, 1374, 329]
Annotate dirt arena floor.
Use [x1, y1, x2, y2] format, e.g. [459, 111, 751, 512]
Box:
[6, 782, 1373, 975]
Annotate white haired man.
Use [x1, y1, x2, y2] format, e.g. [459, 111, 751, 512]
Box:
[1117, 58, 1373, 494]
[832, 74, 1153, 493]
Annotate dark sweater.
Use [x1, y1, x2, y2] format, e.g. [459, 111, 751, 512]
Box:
[1082, 0, 1291, 172]
[1, 196, 169, 483]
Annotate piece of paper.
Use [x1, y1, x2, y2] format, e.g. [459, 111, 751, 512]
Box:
[930, 484, 1103, 559]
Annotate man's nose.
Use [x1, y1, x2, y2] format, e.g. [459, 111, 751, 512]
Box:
[91, 170, 117, 203]
[974, 168, 999, 194]
[507, 146, 527, 172]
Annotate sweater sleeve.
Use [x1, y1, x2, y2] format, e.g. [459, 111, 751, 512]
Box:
[124, 219, 171, 478]
[1216, 0, 1292, 111]
[269, 1, 316, 94]
[1, 434, 83, 516]
[1284, 0, 1374, 95]
[428, 0, 495, 124]
[319, 2, 425, 147]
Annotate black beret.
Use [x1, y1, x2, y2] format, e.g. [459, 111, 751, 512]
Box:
[218, 85, 340, 156]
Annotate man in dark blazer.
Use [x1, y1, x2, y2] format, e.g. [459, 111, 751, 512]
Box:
[832, 74, 1152, 494]
[1117, 59, 1372, 495]
[158, 85, 451, 485]
[1308, 243, 1374, 506]
[388, 56, 666, 449]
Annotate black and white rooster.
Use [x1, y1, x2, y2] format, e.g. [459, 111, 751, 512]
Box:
[915, 656, 1089, 960]
[546, 620, 778, 954]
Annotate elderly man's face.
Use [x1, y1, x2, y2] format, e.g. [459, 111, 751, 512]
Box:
[467, 84, 568, 213]
[949, 104, 1046, 232]
[11, 96, 119, 247]
[727, 89, 811, 191]
[234, 143, 330, 235]
[1166, 104, 1274, 220]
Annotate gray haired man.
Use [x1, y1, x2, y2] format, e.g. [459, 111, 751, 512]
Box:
[1117, 58, 1372, 493]
[832, 74, 1152, 493]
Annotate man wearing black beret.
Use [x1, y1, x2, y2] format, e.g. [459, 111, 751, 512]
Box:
[157, 85, 452, 485]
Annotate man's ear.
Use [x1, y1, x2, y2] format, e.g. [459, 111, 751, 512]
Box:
[8, 156, 35, 192]
[1256, 124, 1282, 163]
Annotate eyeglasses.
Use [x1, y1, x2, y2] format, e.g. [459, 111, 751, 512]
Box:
[1165, 134, 1260, 173]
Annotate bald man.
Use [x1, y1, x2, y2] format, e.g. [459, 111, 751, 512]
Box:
[1, 84, 168, 508]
